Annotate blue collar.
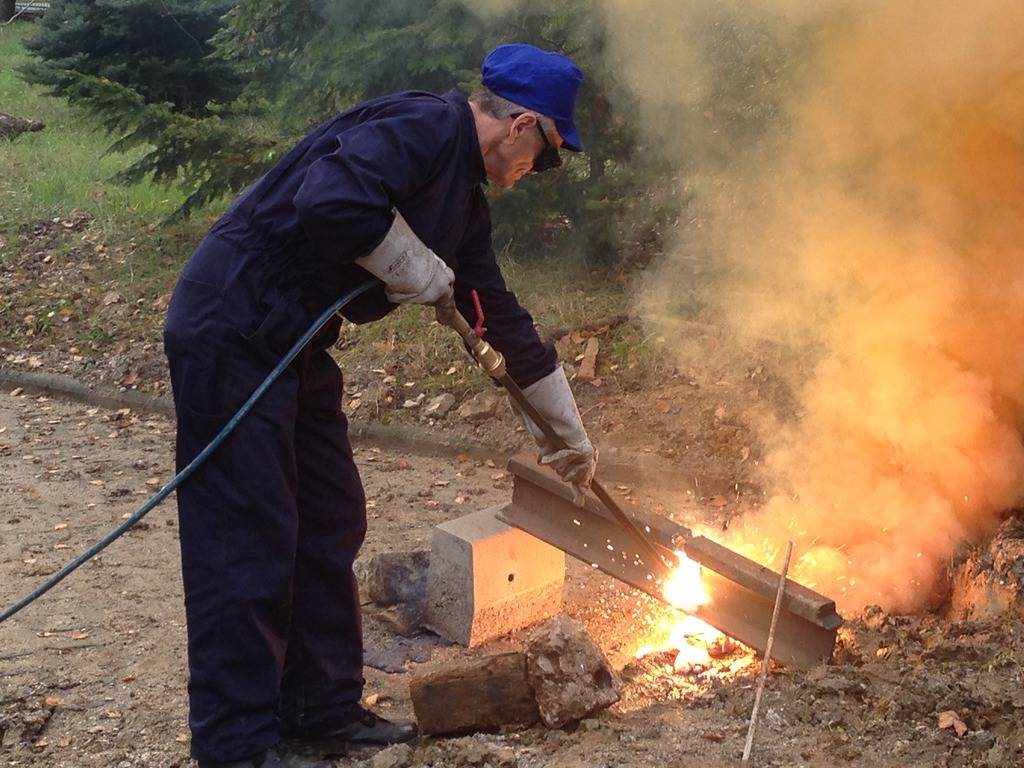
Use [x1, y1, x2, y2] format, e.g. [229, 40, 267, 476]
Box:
[443, 89, 486, 185]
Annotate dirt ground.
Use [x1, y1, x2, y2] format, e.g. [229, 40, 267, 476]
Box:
[0, 215, 772, 503]
[2, 391, 1023, 768]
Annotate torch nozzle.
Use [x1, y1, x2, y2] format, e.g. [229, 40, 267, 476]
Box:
[436, 303, 507, 379]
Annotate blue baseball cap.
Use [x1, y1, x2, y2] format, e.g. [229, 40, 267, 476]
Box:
[481, 43, 584, 152]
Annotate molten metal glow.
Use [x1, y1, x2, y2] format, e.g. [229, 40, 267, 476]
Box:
[636, 552, 732, 671]
[662, 550, 710, 612]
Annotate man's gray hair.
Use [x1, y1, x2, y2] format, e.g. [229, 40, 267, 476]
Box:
[470, 84, 556, 133]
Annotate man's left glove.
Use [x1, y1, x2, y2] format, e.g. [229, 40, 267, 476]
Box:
[514, 366, 597, 505]
[356, 211, 454, 306]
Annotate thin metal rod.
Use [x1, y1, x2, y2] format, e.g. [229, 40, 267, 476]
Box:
[741, 540, 795, 766]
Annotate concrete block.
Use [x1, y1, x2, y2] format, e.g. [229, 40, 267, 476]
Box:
[425, 505, 564, 647]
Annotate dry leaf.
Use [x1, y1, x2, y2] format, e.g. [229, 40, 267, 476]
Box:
[44, 696, 64, 707]
[938, 710, 968, 737]
[68, 630, 89, 640]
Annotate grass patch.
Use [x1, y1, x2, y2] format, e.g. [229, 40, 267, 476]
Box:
[0, 21, 193, 239]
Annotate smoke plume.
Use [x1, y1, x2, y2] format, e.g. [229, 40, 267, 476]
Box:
[621, 0, 1024, 611]
[464, 0, 1024, 610]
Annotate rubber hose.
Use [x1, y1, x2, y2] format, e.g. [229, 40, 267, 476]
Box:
[0, 279, 378, 624]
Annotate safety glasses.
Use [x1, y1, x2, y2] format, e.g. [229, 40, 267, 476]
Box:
[531, 120, 562, 173]
[513, 113, 562, 173]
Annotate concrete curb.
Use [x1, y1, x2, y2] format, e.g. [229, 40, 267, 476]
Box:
[0, 367, 505, 462]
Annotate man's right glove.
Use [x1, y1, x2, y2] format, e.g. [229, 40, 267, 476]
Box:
[356, 211, 454, 306]
[514, 366, 597, 505]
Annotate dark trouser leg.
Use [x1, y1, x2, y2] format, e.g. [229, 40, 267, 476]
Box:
[279, 350, 368, 736]
[166, 282, 302, 763]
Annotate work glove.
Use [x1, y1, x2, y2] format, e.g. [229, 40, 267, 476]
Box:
[356, 211, 455, 307]
[514, 366, 597, 505]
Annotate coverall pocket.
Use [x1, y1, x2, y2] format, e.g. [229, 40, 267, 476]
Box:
[166, 279, 273, 419]
[239, 287, 308, 359]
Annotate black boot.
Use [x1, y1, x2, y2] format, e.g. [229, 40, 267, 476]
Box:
[282, 704, 418, 758]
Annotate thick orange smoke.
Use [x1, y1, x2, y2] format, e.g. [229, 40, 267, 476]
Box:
[638, 1, 1024, 611]
[464, 0, 1024, 611]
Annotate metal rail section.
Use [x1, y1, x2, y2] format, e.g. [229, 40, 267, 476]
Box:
[499, 455, 842, 669]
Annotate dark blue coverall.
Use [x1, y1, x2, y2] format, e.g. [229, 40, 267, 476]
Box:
[163, 89, 557, 763]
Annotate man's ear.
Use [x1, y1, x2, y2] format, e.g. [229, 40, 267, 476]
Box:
[508, 113, 534, 143]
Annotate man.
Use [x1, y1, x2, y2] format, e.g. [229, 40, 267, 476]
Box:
[163, 43, 596, 768]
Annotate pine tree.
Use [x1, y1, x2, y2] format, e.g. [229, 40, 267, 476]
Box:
[23, 0, 243, 116]
[21, 0, 277, 217]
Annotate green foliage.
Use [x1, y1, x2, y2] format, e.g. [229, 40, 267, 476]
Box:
[19, 0, 280, 219]
[0, 21, 185, 232]
[22, 0, 243, 116]
[57, 72, 280, 217]
[212, 0, 676, 266]
[17, 0, 796, 266]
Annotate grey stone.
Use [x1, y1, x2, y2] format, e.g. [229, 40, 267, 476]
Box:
[362, 633, 441, 673]
[377, 604, 425, 638]
[968, 730, 997, 751]
[371, 743, 413, 768]
[354, 550, 430, 607]
[422, 393, 457, 419]
[456, 393, 498, 422]
[525, 615, 620, 728]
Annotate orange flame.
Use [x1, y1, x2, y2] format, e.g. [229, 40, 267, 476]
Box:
[662, 550, 710, 612]
[636, 552, 735, 671]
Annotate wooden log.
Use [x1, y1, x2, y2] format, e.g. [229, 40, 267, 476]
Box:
[409, 651, 539, 735]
